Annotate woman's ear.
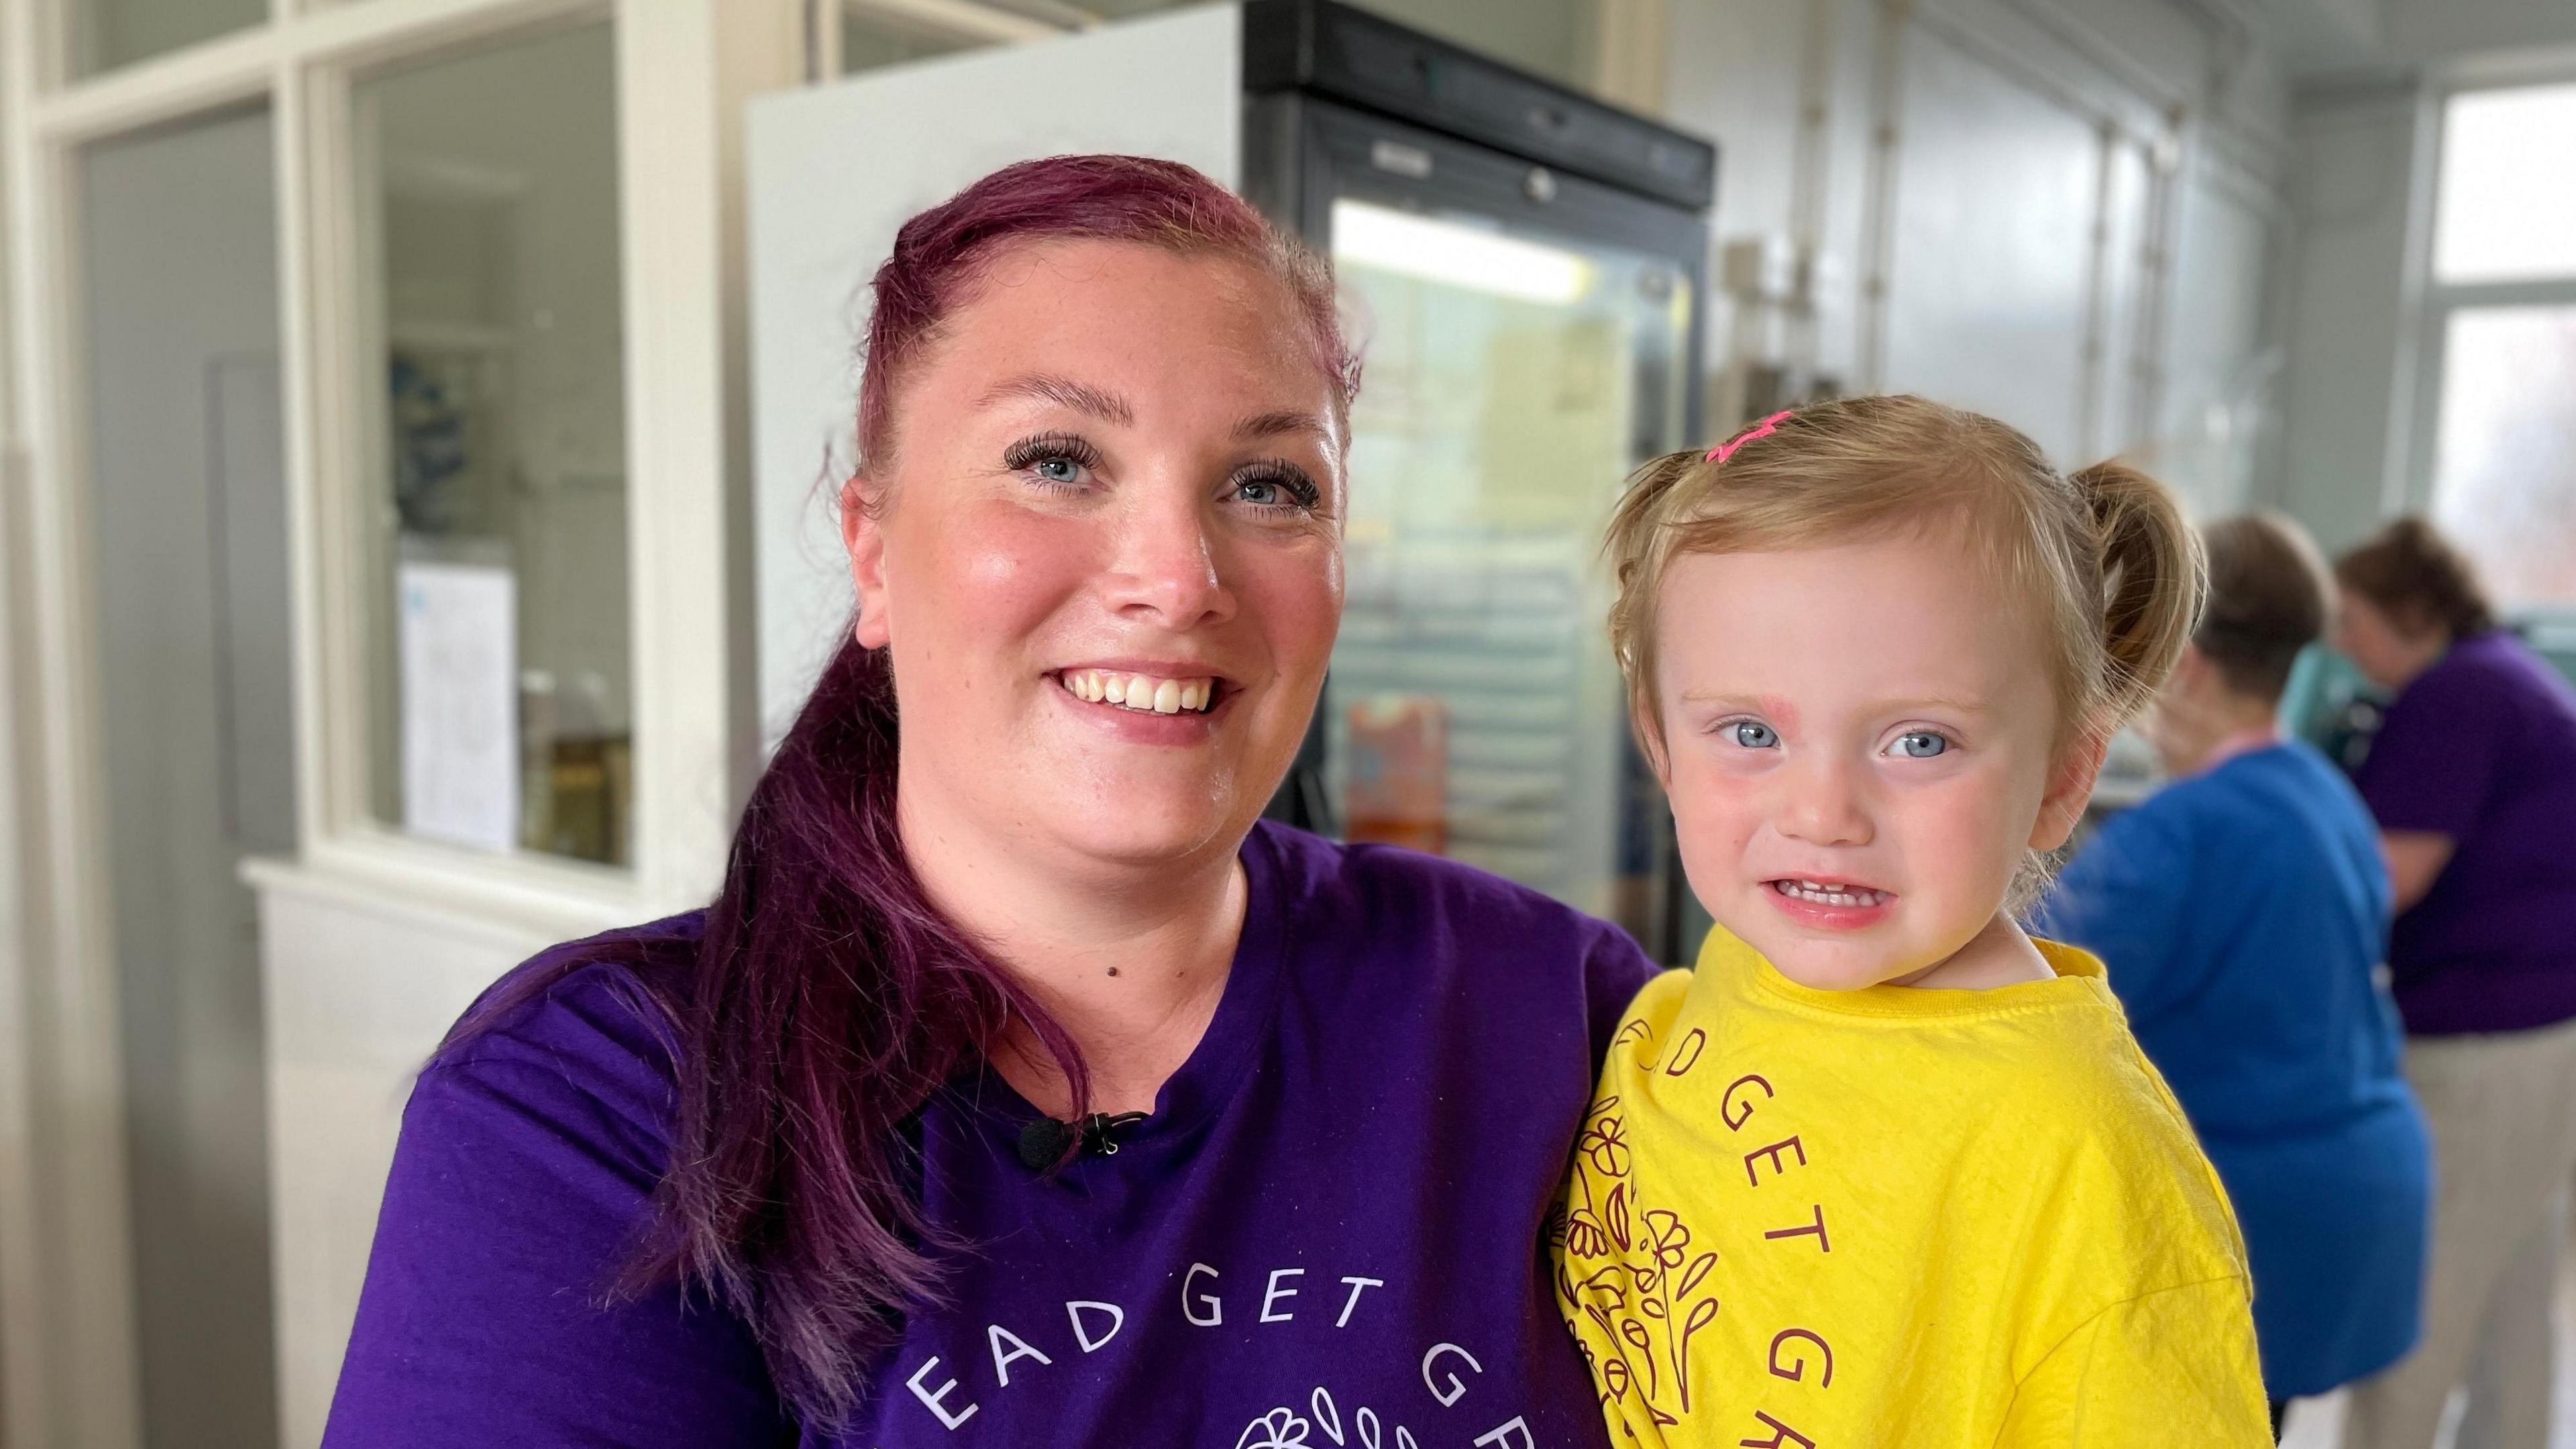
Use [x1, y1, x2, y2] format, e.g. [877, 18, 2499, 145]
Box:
[842, 474, 892, 650]
[2030, 729, 2108, 853]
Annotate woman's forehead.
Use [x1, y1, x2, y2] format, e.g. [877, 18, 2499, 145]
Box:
[912, 241, 1338, 421]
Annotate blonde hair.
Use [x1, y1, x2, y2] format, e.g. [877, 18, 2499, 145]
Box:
[1606, 394, 2206, 758]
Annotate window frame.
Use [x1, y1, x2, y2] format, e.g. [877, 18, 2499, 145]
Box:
[2400, 66, 2576, 581]
[0, 0, 796, 1439]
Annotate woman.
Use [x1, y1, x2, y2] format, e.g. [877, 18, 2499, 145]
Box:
[2035, 512, 2428, 1432]
[2335, 518, 2576, 1449]
[322, 157, 1654, 1446]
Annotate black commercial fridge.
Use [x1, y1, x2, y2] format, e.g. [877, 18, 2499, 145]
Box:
[1242, 0, 1715, 958]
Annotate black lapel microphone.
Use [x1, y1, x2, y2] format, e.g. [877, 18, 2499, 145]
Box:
[1018, 1112, 1149, 1171]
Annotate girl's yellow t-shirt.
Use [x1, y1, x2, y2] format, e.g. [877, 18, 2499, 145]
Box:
[1554, 928, 2270, 1447]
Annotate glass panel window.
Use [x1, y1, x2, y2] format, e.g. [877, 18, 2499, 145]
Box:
[2433, 84, 2576, 286]
[71, 0, 264, 76]
[356, 23, 633, 865]
[1325, 197, 1693, 932]
[2431, 306, 2576, 610]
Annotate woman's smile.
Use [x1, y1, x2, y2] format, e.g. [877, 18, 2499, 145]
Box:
[1048, 661, 1242, 746]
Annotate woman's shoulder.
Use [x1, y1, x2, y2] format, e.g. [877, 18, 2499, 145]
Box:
[2421, 630, 2575, 714]
[1254, 820, 1639, 952]
[1250, 822, 1659, 1055]
[423, 912, 706, 1147]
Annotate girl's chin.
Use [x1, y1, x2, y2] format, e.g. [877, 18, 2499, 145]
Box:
[1766, 953, 1904, 992]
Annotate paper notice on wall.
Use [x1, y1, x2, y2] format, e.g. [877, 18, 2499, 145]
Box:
[398, 559, 519, 852]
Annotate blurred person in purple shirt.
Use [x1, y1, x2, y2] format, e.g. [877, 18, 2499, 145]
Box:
[2334, 517, 2576, 1449]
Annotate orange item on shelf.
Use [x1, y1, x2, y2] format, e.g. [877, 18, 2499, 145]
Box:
[1344, 695, 1448, 855]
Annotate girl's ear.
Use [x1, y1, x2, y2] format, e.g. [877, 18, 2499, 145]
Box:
[2031, 729, 2108, 852]
[843, 474, 892, 650]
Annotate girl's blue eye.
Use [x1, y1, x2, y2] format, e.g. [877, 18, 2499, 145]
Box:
[1891, 731, 1949, 759]
[1033, 457, 1080, 484]
[1731, 721, 1779, 749]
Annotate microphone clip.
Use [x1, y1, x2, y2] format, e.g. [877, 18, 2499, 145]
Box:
[1016, 1111, 1149, 1171]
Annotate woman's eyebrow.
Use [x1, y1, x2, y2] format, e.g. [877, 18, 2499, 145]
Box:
[1232, 409, 1330, 443]
[977, 372, 1134, 426]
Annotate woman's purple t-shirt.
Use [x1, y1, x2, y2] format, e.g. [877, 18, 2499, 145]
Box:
[323, 821, 1656, 1448]
[2355, 629, 2576, 1035]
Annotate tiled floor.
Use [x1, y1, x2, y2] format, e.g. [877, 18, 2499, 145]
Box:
[2277, 1244, 2576, 1448]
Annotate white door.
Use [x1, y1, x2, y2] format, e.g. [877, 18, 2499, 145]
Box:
[80, 105, 296, 1449]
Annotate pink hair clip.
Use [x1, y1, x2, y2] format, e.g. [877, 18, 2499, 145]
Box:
[1707, 409, 1795, 464]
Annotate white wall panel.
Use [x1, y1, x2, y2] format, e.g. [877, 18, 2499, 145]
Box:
[2159, 166, 2279, 516]
[250, 862, 555, 1449]
[1880, 25, 2102, 463]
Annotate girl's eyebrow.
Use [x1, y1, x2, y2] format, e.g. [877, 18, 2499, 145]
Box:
[1672, 692, 1990, 722]
[1676, 692, 1803, 731]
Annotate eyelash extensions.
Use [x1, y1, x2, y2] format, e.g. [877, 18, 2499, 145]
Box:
[1232, 459, 1323, 513]
[1002, 430, 1100, 476]
[999, 433, 1324, 515]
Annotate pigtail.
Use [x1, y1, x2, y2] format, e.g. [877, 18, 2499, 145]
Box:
[2070, 458, 2206, 728]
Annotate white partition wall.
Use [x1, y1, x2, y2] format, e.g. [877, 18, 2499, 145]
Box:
[746, 3, 1239, 739]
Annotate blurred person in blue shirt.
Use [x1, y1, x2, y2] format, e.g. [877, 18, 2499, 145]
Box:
[2036, 511, 2430, 1429]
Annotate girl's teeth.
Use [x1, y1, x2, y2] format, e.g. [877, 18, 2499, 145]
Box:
[1060, 669, 1218, 715]
[1775, 879, 1888, 908]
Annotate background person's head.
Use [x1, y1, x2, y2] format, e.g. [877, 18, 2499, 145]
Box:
[2332, 517, 2496, 692]
[2145, 511, 2333, 775]
[1603, 396, 2202, 990]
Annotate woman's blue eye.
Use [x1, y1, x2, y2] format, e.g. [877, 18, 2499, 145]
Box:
[1001, 432, 1099, 488]
[1234, 466, 1321, 514]
[1730, 721, 1778, 749]
[1891, 731, 1949, 759]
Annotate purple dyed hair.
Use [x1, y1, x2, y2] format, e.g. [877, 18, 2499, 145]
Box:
[446, 155, 1355, 1426]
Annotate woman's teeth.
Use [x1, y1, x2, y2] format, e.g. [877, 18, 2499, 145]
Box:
[1773, 879, 1890, 908]
[1060, 669, 1216, 715]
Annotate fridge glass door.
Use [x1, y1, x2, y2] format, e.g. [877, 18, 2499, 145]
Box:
[1324, 195, 1695, 941]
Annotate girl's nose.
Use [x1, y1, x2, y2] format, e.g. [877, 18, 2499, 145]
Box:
[1777, 755, 1874, 849]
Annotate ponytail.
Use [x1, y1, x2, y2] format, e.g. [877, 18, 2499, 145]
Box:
[2069, 459, 2206, 729]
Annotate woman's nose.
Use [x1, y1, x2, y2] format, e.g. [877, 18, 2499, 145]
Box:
[1777, 755, 1874, 848]
[1104, 488, 1234, 629]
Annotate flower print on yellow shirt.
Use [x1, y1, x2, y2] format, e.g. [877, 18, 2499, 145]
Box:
[1552, 929, 2271, 1448]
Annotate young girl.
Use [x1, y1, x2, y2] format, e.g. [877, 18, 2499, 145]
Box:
[1556, 396, 2271, 1445]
